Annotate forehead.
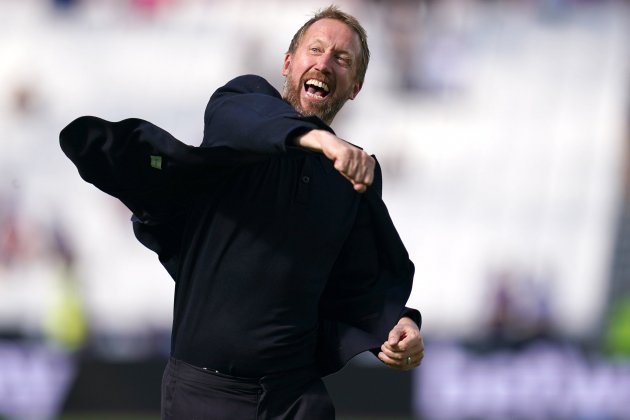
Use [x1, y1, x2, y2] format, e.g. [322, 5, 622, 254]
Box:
[301, 18, 361, 54]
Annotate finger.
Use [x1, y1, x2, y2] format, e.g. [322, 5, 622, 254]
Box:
[392, 325, 423, 352]
[355, 154, 375, 186]
[335, 155, 374, 193]
[338, 173, 367, 193]
[391, 340, 422, 355]
[353, 169, 370, 188]
[333, 157, 350, 175]
[380, 343, 407, 360]
[353, 182, 367, 193]
[404, 354, 423, 369]
[365, 157, 375, 184]
[394, 332, 416, 351]
[381, 342, 423, 365]
[388, 326, 406, 346]
[378, 351, 421, 370]
[378, 351, 405, 370]
[335, 160, 361, 186]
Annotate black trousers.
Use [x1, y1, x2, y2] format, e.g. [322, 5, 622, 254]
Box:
[161, 358, 335, 419]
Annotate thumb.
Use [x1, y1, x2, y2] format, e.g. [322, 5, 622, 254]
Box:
[388, 326, 404, 346]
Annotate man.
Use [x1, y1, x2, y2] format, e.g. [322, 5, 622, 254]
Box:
[60, 5, 423, 419]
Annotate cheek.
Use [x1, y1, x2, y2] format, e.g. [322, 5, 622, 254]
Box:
[292, 56, 314, 74]
[337, 78, 355, 97]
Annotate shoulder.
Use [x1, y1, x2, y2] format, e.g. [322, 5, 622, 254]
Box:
[203, 74, 304, 129]
[210, 75, 282, 100]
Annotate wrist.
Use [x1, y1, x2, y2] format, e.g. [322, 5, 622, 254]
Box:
[294, 129, 327, 152]
[398, 317, 418, 328]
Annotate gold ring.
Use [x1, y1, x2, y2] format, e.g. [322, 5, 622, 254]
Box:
[406, 356, 412, 365]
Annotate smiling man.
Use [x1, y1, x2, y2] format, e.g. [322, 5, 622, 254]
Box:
[60, 5, 423, 419]
[282, 15, 363, 125]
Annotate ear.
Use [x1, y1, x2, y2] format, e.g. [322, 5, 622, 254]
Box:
[282, 53, 292, 76]
[349, 80, 363, 100]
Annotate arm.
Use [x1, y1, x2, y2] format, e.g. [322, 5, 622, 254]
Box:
[59, 116, 194, 222]
[295, 129, 375, 193]
[59, 116, 260, 222]
[60, 115, 272, 280]
[202, 75, 330, 153]
[204, 75, 375, 192]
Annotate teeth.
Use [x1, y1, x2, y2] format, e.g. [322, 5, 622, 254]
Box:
[305, 79, 329, 92]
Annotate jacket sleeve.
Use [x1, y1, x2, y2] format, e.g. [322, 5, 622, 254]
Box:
[59, 116, 273, 279]
[59, 115, 270, 222]
[369, 159, 421, 326]
[201, 75, 334, 152]
[60, 116, 190, 221]
[316, 163, 419, 376]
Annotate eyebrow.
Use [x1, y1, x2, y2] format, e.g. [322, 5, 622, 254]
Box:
[309, 38, 354, 57]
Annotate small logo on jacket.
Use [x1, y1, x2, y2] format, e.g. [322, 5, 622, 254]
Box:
[150, 155, 162, 170]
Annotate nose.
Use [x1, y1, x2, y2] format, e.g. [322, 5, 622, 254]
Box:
[314, 52, 333, 74]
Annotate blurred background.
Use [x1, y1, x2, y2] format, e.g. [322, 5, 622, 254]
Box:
[1, 0, 629, 418]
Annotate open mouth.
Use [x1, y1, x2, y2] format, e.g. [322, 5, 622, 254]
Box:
[304, 79, 330, 99]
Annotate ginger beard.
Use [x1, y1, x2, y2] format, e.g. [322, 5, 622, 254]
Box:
[282, 65, 355, 125]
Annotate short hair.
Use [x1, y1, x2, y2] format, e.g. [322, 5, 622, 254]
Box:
[287, 5, 370, 83]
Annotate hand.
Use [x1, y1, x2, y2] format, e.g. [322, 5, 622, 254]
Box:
[378, 317, 424, 370]
[295, 130, 374, 193]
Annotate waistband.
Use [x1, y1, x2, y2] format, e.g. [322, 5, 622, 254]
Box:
[166, 357, 320, 394]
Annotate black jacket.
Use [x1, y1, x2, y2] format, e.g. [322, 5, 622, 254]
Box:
[60, 75, 419, 376]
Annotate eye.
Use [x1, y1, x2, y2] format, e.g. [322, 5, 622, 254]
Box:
[310, 47, 322, 54]
[336, 55, 351, 67]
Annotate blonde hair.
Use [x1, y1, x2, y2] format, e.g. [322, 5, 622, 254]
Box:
[287, 5, 370, 82]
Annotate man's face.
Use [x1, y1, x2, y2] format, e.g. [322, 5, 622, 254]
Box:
[282, 18, 363, 125]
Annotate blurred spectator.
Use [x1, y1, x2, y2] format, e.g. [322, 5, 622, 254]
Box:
[367, 0, 469, 94]
[485, 265, 557, 350]
[0, 197, 20, 268]
[129, 0, 175, 18]
[365, 0, 425, 91]
[52, 0, 80, 11]
[0, 193, 35, 270]
[43, 220, 87, 352]
[604, 295, 630, 359]
[11, 84, 37, 115]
